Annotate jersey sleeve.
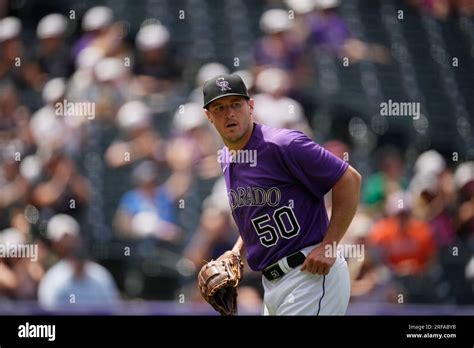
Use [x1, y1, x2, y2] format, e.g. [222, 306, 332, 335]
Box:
[282, 133, 349, 199]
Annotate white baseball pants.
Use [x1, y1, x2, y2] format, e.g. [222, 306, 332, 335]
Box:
[262, 244, 351, 315]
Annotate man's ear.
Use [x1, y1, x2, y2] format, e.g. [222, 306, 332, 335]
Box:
[203, 109, 213, 124]
[248, 99, 254, 116]
[248, 98, 254, 110]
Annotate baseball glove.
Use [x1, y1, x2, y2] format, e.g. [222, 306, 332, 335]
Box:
[198, 250, 244, 316]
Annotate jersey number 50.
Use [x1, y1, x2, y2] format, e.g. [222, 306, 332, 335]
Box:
[251, 206, 301, 247]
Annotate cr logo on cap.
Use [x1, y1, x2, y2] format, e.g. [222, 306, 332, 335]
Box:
[216, 77, 232, 92]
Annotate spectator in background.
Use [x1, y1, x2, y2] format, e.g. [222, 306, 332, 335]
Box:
[410, 150, 456, 248]
[339, 213, 397, 303]
[0, 228, 45, 300]
[73, 6, 126, 59]
[454, 0, 474, 15]
[407, 0, 474, 17]
[171, 102, 221, 179]
[254, 8, 319, 120]
[285, 0, 390, 63]
[406, 0, 450, 19]
[113, 160, 186, 243]
[30, 152, 90, 221]
[70, 56, 129, 123]
[133, 21, 184, 98]
[369, 191, 436, 276]
[437, 162, 474, 304]
[349, 244, 396, 303]
[29, 77, 83, 157]
[300, 0, 352, 57]
[35, 14, 73, 78]
[368, 191, 437, 302]
[73, 6, 112, 56]
[254, 9, 306, 72]
[453, 162, 474, 239]
[38, 214, 119, 310]
[66, 46, 102, 125]
[0, 17, 25, 84]
[252, 67, 311, 135]
[0, 153, 28, 229]
[105, 101, 163, 168]
[363, 147, 408, 216]
[0, 84, 31, 145]
[0, 17, 44, 110]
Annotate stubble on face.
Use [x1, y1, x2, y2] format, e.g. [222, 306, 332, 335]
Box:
[207, 97, 254, 150]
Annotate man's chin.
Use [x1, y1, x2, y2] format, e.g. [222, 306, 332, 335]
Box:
[223, 135, 242, 145]
[223, 131, 242, 142]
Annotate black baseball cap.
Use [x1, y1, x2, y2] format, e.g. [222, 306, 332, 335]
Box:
[203, 74, 250, 109]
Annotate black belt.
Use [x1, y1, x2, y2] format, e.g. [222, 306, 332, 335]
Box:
[262, 251, 306, 281]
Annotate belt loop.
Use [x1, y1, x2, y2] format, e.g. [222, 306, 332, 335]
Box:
[278, 257, 291, 273]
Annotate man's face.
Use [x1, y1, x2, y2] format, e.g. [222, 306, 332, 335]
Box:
[204, 96, 254, 146]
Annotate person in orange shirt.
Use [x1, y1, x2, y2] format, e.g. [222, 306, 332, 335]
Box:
[368, 191, 436, 277]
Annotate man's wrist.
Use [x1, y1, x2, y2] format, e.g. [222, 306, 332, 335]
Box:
[322, 233, 341, 246]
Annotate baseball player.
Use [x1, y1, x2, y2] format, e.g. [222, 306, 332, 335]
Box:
[201, 74, 361, 315]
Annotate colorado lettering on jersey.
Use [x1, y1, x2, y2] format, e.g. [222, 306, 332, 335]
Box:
[228, 186, 281, 211]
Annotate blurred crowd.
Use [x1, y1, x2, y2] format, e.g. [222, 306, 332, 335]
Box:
[0, 0, 473, 312]
[406, 0, 474, 18]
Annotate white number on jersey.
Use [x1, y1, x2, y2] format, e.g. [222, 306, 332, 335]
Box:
[251, 206, 301, 247]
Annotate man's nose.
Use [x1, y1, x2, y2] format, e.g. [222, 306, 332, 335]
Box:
[225, 105, 235, 117]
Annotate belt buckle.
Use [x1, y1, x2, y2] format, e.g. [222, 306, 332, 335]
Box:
[269, 268, 282, 280]
[264, 257, 290, 280]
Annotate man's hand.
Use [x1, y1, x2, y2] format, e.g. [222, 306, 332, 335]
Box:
[300, 243, 336, 275]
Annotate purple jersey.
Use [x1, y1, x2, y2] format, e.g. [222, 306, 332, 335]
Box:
[221, 123, 348, 271]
